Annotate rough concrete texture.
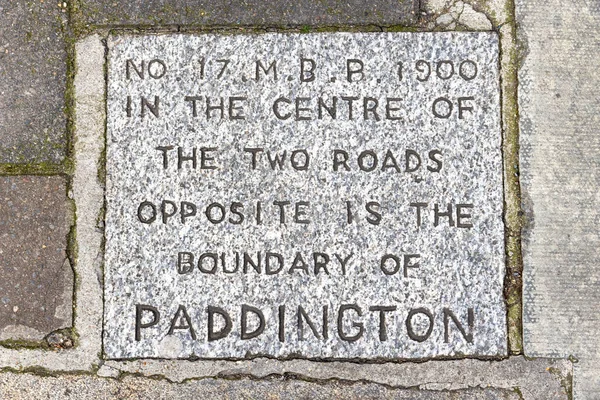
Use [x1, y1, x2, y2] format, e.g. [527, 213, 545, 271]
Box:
[0, 1, 68, 163]
[426, 1, 493, 30]
[100, 356, 571, 398]
[0, 373, 524, 400]
[0, 176, 72, 341]
[74, 0, 417, 27]
[518, 0, 600, 398]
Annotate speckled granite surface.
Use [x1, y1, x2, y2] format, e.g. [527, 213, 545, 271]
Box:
[104, 33, 505, 359]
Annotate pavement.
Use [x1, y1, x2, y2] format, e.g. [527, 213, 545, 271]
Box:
[0, 373, 526, 400]
[0, 0, 597, 398]
[517, 0, 600, 397]
[0, 1, 67, 163]
[72, 0, 418, 27]
[0, 176, 72, 342]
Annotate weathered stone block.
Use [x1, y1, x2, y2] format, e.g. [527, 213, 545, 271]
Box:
[75, 0, 417, 27]
[0, 1, 67, 163]
[0, 176, 73, 341]
[518, 0, 600, 396]
[104, 33, 505, 359]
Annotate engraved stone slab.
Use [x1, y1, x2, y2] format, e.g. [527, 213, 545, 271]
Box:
[104, 33, 505, 359]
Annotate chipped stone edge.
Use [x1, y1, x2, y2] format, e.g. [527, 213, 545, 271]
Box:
[424, 0, 495, 31]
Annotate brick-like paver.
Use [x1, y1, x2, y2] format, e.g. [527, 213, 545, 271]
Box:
[0, 1, 68, 163]
[74, 0, 417, 27]
[0, 176, 72, 341]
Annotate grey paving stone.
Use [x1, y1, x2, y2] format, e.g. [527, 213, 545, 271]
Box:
[0, 176, 73, 341]
[74, 0, 417, 27]
[0, 373, 522, 399]
[0, 1, 68, 163]
[517, 0, 600, 398]
[103, 32, 505, 360]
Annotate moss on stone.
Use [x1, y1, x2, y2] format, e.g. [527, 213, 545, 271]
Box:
[0, 365, 96, 378]
[512, 387, 524, 400]
[499, 0, 524, 356]
[547, 367, 573, 399]
[0, 339, 48, 351]
[0, 162, 68, 176]
[384, 25, 422, 32]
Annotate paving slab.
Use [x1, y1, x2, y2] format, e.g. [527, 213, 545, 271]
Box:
[0, 176, 73, 341]
[103, 32, 505, 360]
[0, 1, 68, 163]
[74, 0, 418, 27]
[517, 0, 600, 398]
[0, 372, 530, 399]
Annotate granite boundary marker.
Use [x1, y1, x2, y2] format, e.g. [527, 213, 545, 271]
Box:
[104, 32, 506, 360]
